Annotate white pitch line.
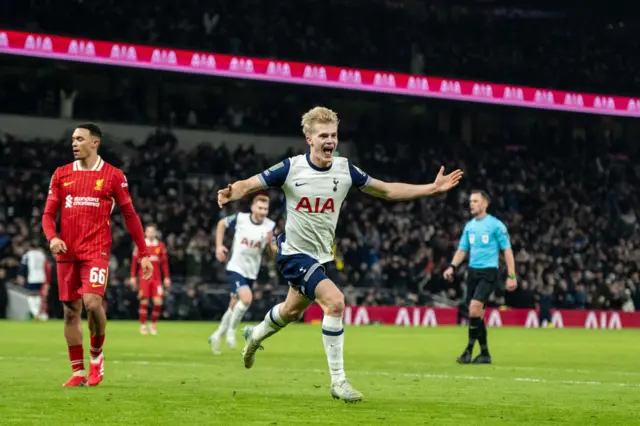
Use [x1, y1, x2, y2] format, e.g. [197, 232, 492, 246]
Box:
[2, 356, 640, 389]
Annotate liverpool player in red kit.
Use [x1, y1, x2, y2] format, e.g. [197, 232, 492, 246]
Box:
[42, 123, 153, 387]
[131, 224, 171, 335]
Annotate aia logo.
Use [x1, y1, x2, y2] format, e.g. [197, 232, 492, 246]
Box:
[563, 93, 584, 107]
[373, 73, 396, 87]
[191, 54, 216, 68]
[593, 96, 615, 109]
[240, 238, 263, 248]
[534, 90, 554, 104]
[110, 45, 137, 60]
[439, 80, 461, 94]
[295, 197, 335, 213]
[303, 65, 327, 80]
[229, 58, 254, 73]
[503, 87, 524, 101]
[407, 77, 429, 91]
[68, 40, 95, 56]
[267, 61, 291, 77]
[24, 35, 52, 51]
[151, 49, 177, 65]
[472, 84, 493, 98]
[338, 69, 362, 84]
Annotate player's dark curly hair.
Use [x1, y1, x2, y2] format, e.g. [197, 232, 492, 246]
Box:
[76, 123, 103, 138]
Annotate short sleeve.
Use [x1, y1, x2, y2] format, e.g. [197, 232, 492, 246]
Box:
[348, 161, 371, 189]
[495, 221, 511, 250]
[47, 168, 61, 201]
[458, 224, 470, 252]
[112, 169, 132, 207]
[258, 158, 291, 188]
[224, 214, 238, 230]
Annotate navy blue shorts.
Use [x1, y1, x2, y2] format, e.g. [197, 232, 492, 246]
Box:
[276, 253, 332, 301]
[226, 271, 253, 297]
[25, 282, 43, 292]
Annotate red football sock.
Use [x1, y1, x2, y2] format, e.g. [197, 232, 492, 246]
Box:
[139, 302, 148, 324]
[151, 305, 162, 324]
[68, 344, 85, 373]
[90, 334, 105, 359]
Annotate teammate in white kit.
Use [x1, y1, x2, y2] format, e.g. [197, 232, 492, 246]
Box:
[217, 106, 464, 402]
[209, 194, 276, 354]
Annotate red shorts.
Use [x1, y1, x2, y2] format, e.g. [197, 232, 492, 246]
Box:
[139, 280, 164, 299]
[57, 259, 110, 302]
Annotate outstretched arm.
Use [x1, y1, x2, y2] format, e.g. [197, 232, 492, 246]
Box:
[218, 158, 291, 208]
[361, 166, 464, 201]
[217, 176, 264, 207]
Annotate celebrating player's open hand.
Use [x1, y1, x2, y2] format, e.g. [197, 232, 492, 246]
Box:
[49, 237, 67, 254]
[433, 167, 464, 192]
[217, 184, 233, 208]
[140, 257, 154, 280]
[216, 245, 229, 262]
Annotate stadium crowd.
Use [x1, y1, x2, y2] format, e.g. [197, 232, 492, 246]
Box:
[2, 0, 639, 94]
[1, 116, 639, 320]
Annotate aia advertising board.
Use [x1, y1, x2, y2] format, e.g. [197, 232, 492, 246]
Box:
[1, 30, 640, 117]
[304, 305, 639, 329]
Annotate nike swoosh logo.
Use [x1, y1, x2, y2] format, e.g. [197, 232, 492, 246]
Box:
[295, 182, 307, 187]
[91, 283, 105, 288]
[63, 181, 74, 187]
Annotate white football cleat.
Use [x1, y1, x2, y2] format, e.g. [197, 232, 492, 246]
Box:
[330, 380, 363, 403]
[241, 326, 263, 369]
[208, 333, 221, 355]
[150, 324, 157, 335]
[140, 325, 148, 335]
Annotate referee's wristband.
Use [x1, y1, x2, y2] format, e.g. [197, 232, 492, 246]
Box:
[507, 273, 516, 279]
[448, 264, 457, 271]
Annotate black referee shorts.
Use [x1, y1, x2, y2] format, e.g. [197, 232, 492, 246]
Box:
[467, 268, 499, 305]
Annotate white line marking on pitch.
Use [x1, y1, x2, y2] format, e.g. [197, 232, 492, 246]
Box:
[2, 356, 640, 388]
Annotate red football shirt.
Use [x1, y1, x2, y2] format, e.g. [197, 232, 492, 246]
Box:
[46, 157, 132, 262]
[131, 240, 169, 282]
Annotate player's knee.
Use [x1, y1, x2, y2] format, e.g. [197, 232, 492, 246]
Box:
[324, 292, 345, 317]
[469, 300, 484, 317]
[238, 290, 253, 306]
[280, 302, 305, 322]
[83, 294, 103, 313]
[152, 297, 163, 306]
[62, 302, 82, 323]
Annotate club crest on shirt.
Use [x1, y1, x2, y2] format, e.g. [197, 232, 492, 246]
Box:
[94, 179, 104, 191]
[469, 235, 476, 244]
[482, 234, 489, 244]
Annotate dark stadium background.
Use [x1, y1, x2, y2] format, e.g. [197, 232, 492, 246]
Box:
[1, 0, 639, 325]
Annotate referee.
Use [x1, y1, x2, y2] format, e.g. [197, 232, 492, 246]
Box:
[444, 190, 517, 364]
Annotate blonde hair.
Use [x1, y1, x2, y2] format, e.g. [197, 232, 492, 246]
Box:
[301, 106, 339, 137]
[252, 194, 270, 204]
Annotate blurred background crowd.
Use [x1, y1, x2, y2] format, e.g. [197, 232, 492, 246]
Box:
[1, 0, 639, 321]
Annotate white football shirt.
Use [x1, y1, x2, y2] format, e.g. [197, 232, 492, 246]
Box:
[21, 249, 47, 284]
[225, 212, 276, 280]
[258, 153, 371, 264]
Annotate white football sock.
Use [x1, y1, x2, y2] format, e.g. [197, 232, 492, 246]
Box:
[322, 315, 346, 384]
[213, 308, 233, 337]
[251, 303, 288, 342]
[227, 301, 249, 336]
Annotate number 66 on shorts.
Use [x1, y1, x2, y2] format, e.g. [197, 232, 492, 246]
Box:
[57, 259, 110, 301]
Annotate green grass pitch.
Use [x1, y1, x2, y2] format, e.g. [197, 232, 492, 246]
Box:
[1, 321, 640, 425]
